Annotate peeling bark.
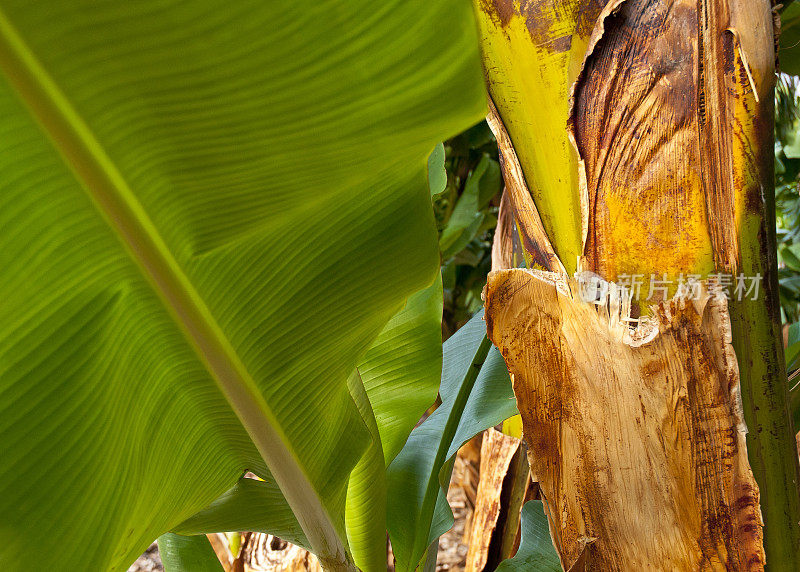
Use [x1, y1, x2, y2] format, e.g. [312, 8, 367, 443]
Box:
[571, 0, 716, 287]
[484, 269, 764, 570]
[567, 0, 800, 562]
[478, 0, 800, 565]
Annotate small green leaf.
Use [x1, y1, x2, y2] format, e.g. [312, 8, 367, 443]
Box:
[438, 154, 501, 260]
[477, 156, 502, 208]
[783, 123, 800, 159]
[788, 323, 800, 362]
[158, 533, 224, 572]
[440, 212, 486, 260]
[428, 143, 448, 198]
[495, 502, 561, 572]
[780, 243, 800, 272]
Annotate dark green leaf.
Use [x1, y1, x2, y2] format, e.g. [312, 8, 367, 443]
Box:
[439, 155, 498, 258]
[781, 4, 800, 76]
[495, 502, 561, 572]
[787, 322, 800, 372]
[158, 533, 224, 572]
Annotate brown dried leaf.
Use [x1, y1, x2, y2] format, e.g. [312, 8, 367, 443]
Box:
[491, 191, 516, 273]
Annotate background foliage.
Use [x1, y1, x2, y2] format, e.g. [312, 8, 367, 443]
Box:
[433, 122, 502, 338]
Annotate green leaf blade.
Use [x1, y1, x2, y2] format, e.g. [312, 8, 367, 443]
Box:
[158, 533, 224, 572]
[495, 501, 561, 572]
[172, 479, 309, 551]
[0, 0, 485, 569]
[359, 275, 444, 466]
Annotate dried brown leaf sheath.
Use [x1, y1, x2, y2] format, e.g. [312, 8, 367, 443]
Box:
[573, 0, 715, 283]
[484, 269, 764, 570]
[572, 0, 774, 283]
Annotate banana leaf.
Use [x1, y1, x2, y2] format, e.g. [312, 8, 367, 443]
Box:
[0, 1, 485, 569]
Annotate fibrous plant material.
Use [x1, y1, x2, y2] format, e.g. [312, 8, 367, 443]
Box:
[571, 0, 717, 286]
[464, 428, 522, 572]
[485, 270, 764, 570]
[232, 533, 321, 572]
[569, 0, 800, 563]
[477, 0, 800, 566]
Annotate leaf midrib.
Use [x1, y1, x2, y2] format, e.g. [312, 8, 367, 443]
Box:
[0, 8, 350, 569]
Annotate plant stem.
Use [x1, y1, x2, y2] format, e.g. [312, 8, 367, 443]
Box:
[728, 93, 800, 568]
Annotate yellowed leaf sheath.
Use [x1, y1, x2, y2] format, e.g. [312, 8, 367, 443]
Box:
[487, 103, 565, 274]
[473, 0, 606, 273]
[485, 270, 764, 570]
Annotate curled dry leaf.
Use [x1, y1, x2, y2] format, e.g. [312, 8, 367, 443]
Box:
[484, 269, 764, 570]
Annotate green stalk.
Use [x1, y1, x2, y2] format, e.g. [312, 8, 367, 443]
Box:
[728, 94, 800, 567]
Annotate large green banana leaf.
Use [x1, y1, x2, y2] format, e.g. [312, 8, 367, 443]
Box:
[157, 275, 444, 571]
[0, 1, 485, 570]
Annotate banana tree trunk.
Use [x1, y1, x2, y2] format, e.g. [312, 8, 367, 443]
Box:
[475, 0, 800, 568]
